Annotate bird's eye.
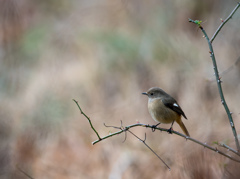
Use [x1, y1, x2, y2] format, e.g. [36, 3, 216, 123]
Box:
[150, 93, 153, 96]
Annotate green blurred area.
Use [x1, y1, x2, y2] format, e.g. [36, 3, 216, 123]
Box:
[1, 0, 240, 178]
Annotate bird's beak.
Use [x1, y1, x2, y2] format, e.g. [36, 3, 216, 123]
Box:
[142, 92, 148, 95]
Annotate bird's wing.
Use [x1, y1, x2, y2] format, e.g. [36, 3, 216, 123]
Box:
[162, 97, 187, 119]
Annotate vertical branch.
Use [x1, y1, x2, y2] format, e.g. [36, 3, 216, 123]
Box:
[188, 18, 240, 151]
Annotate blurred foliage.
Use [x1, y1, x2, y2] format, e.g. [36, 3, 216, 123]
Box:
[0, 0, 240, 178]
[20, 25, 48, 61]
[22, 93, 68, 137]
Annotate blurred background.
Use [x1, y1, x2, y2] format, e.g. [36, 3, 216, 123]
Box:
[1, 0, 240, 178]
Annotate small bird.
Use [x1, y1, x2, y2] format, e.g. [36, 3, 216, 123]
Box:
[142, 87, 190, 136]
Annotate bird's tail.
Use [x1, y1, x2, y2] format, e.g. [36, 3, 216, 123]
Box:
[176, 118, 190, 137]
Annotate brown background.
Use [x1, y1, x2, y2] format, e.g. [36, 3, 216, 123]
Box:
[1, 0, 240, 178]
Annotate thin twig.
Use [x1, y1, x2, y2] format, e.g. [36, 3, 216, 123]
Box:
[92, 123, 168, 145]
[218, 143, 240, 157]
[73, 99, 102, 141]
[104, 121, 170, 169]
[16, 165, 34, 179]
[210, 3, 240, 43]
[209, 56, 240, 82]
[189, 17, 240, 152]
[74, 101, 240, 163]
[127, 129, 171, 170]
[94, 123, 240, 163]
[220, 56, 240, 76]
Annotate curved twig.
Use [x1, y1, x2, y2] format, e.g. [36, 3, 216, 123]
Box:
[73, 99, 102, 141]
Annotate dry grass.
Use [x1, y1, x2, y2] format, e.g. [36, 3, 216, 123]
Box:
[1, 0, 240, 178]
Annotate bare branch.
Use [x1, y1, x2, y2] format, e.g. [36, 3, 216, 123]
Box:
[189, 15, 240, 151]
[217, 142, 240, 157]
[100, 121, 171, 169]
[96, 123, 240, 163]
[127, 129, 171, 170]
[211, 3, 240, 43]
[209, 56, 240, 82]
[92, 123, 168, 145]
[73, 99, 102, 141]
[16, 165, 34, 179]
[74, 101, 240, 164]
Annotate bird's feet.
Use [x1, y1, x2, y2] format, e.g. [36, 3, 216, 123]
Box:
[151, 123, 161, 132]
[167, 127, 173, 134]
